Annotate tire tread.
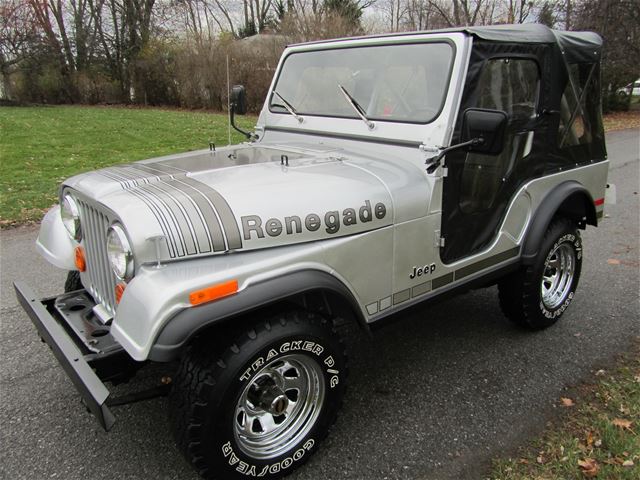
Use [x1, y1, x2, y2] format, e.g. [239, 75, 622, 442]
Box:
[168, 310, 347, 480]
[498, 217, 581, 329]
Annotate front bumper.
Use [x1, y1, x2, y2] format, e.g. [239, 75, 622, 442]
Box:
[14, 282, 136, 431]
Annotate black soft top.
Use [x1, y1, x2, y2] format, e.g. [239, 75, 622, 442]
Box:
[294, 24, 602, 63]
[462, 24, 602, 63]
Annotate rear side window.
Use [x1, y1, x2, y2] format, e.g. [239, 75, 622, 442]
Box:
[558, 63, 597, 147]
[474, 58, 539, 121]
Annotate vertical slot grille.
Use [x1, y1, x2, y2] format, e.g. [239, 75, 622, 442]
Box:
[76, 198, 117, 316]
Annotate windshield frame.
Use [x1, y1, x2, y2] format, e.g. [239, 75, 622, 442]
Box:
[268, 39, 457, 126]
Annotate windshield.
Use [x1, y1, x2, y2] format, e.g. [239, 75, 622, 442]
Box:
[270, 42, 454, 124]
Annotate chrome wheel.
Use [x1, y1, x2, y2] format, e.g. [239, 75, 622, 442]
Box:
[541, 243, 575, 310]
[233, 354, 325, 460]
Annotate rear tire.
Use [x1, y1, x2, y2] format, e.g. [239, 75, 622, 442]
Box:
[498, 217, 582, 329]
[169, 309, 347, 480]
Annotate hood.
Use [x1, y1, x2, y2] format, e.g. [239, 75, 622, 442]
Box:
[64, 144, 393, 264]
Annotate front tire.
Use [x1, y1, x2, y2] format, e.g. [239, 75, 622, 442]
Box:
[169, 310, 347, 480]
[499, 217, 583, 329]
[64, 271, 82, 292]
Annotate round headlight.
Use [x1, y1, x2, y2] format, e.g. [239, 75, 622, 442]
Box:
[61, 194, 81, 241]
[106, 224, 134, 280]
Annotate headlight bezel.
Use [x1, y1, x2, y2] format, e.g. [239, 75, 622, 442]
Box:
[61, 194, 82, 241]
[106, 223, 134, 281]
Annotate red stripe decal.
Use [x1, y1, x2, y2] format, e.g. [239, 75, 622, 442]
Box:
[594, 198, 605, 206]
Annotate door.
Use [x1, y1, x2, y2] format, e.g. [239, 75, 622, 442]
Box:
[441, 56, 542, 263]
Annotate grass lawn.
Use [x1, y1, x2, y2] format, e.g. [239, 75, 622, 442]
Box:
[0, 105, 255, 226]
[490, 342, 640, 479]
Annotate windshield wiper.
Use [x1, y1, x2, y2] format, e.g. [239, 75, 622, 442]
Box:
[272, 91, 304, 123]
[338, 84, 374, 130]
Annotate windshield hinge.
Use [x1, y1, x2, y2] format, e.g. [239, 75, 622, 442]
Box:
[419, 143, 439, 154]
[434, 230, 445, 248]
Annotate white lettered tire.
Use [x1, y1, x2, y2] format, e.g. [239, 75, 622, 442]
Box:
[498, 217, 583, 329]
[169, 310, 347, 479]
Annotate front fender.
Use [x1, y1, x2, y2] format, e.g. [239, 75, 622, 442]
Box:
[36, 206, 76, 270]
[109, 241, 364, 361]
[148, 269, 363, 362]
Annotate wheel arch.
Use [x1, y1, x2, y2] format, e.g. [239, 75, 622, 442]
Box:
[521, 180, 596, 265]
[149, 270, 367, 362]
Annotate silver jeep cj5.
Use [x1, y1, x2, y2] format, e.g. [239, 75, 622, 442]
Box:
[16, 24, 609, 479]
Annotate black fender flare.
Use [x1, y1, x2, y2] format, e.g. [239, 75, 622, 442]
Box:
[521, 180, 597, 265]
[149, 270, 365, 362]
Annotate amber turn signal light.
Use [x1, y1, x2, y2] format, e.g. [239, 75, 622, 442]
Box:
[189, 280, 238, 306]
[74, 246, 86, 272]
[115, 282, 126, 304]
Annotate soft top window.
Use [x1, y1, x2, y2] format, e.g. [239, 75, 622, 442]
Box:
[270, 42, 454, 124]
[558, 62, 598, 148]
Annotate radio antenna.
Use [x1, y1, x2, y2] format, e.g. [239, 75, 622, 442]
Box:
[227, 55, 231, 146]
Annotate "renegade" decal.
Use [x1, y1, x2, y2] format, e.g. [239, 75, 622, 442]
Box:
[240, 200, 387, 240]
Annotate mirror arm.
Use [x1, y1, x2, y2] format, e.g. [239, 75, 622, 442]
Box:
[425, 137, 484, 174]
[230, 102, 254, 140]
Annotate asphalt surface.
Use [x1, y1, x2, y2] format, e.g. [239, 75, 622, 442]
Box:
[1, 129, 638, 480]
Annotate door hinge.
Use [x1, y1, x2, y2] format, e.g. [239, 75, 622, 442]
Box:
[434, 230, 445, 248]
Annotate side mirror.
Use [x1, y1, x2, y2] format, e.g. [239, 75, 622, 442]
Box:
[425, 108, 508, 173]
[229, 85, 253, 140]
[461, 108, 508, 155]
[231, 85, 247, 115]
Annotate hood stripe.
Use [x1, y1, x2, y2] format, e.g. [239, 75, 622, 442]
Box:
[141, 182, 201, 255]
[106, 165, 191, 257]
[135, 183, 189, 257]
[100, 169, 139, 189]
[177, 176, 243, 250]
[140, 161, 188, 174]
[127, 189, 177, 258]
[99, 168, 178, 257]
[104, 166, 186, 257]
[165, 178, 227, 252]
[130, 164, 227, 252]
[100, 163, 243, 257]
[131, 163, 242, 250]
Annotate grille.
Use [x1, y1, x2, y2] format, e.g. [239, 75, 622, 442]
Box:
[76, 198, 117, 316]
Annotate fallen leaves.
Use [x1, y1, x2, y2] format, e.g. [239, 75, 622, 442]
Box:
[586, 431, 594, 448]
[604, 456, 637, 467]
[578, 458, 600, 477]
[489, 343, 640, 479]
[603, 110, 640, 132]
[612, 418, 633, 431]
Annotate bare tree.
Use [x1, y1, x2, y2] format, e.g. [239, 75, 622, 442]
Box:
[428, 0, 490, 26]
[571, 0, 640, 111]
[504, 0, 536, 23]
[0, 0, 38, 100]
